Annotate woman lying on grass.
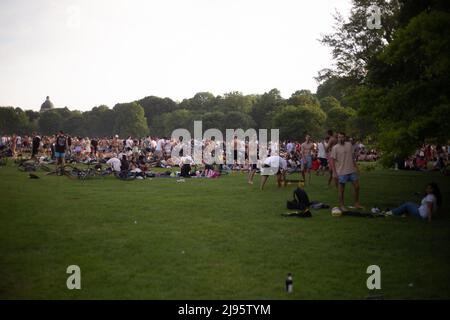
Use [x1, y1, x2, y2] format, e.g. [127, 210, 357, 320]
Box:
[385, 182, 442, 221]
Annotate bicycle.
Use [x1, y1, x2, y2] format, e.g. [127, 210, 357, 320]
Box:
[17, 159, 51, 172]
[0, 147, 11, 166]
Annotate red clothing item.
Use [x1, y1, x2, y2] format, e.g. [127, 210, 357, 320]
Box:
[416, 157, 427, 169]
[312, 159, 321, 171]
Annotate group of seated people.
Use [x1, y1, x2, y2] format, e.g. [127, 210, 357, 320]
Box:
[399, 145, 449, 173]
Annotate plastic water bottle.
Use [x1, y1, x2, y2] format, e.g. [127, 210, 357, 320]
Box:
[286, 273, 293, 293]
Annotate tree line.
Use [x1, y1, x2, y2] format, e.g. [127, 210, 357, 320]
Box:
[0, 89, 368, 141]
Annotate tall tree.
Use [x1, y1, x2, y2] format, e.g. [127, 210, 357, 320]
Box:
[38, 110, 64, 135]
[273, 105, 326, 141]
[361, 6, 450, 161]
[112, 102, 149, 137]
[137, 96, 178, 131]
[319, 96, 341, 113]
[318, 0, 401, 83]
[0, 107, 31, 134]
[287, 90, 320, 108]
[251, 88, 285, 129]
[325, 106, 357, 133]
[83, 105, 115, 137]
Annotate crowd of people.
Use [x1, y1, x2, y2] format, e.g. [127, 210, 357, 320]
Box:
[0, 131, 375, 178]
[399, 144, 450, 173]
[0, 130, 445, 221]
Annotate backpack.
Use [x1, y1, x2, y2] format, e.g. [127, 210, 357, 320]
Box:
[286, 187, 310, 211]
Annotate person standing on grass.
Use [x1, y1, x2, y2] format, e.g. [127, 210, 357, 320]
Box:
[301, 134, 314, 185]
[91, 137, 98, 158]
[326, 130, 338, 188]
[54, 131, 67, 175]
[330, 132, 362, 211]
[317, 136, 329, 176]
[31, 133, 41, 160]
[247, 135, 258, 185]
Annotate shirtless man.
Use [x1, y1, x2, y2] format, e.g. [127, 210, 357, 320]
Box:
[111, 135, 120, 154]
[301, 134, 315, 185]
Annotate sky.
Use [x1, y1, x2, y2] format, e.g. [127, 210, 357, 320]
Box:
[0, 0, 351, 111]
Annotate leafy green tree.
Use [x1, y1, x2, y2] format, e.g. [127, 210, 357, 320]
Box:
[160, 109, 195, 135]
[319, 96, 341, 113]
[179, 92, 217, 112]
[361, 7, 450, 161]
[217, 91, 255, 114]
[287, 90, 320, 108]
[346, 114, 378, 140]
[201, 111, 226, 131]
[112, 102, 149, 137]
[0, 107, 31, 134]
[318, 0, 400, 82]
[251, 88, 285, 129]
[25, 110, 40, 122]
[83, 105, 115, 137]
[64, 111, 87, 137]
[137, 96, 178, 131]
[273, 105, 326, 140]
[38, 110, 64, 135]
[325, 106, 356, 133]
[222, 111, 256, 131]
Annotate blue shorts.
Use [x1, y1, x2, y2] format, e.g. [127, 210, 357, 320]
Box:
[55, 151, 65, 158]
[303, 155, 312, 169]
[338, 172, 358, 184]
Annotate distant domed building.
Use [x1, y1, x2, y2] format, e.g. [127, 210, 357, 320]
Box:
[40, 96, 54, 112]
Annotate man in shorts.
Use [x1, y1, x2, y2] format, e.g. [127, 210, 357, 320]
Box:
[301, 134, 314, 185]
[330, 132, 362, 211]
[54, 131, 67, 174]
[317, 136, 329, 175]
[260, 155, 287, 190]
[31, 133, 41, 160]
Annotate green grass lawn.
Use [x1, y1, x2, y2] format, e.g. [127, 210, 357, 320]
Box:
[0, 162, 449, 299]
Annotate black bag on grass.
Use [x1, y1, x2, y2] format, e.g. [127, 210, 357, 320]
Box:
[286, 187, 310, 210]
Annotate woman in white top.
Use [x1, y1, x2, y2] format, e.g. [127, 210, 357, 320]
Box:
[386, 183, 442, 221]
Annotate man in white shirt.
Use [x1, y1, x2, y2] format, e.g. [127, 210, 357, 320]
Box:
[125, 136, 134, 150]
[155, 137, 165, 159]
[106, 155, 122, 172]
[260, 155, 288, 190]
[180, 154, 193, 177]
[317, 137, 329, 176]
[286, 141, 295, 155]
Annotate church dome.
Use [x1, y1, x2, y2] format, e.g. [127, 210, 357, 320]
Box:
[40, 96, 54, 112]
